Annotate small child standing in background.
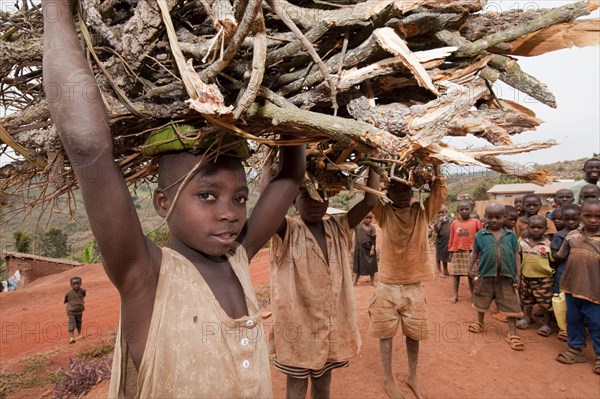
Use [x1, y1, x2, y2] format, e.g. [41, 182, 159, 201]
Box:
[515, 194, 557, 238]
[354, 213, 378, 286]
[516, 216, 554, 337]
[551, 204, 580, 341]
[555, 199, 600, 375]
[547, 189, 574, 218]
[433, 207, 451, 277]
[514, 195, 525, 218]
[503, 205, 519, 231]
[551, 207, 565, 232]
[448, 200, 482, 303]
[64, 276, 86, 344]
[468, 203, 524, 351]
[580, 184, 600, 202]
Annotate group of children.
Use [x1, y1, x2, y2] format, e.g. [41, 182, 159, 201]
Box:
[47, 2, 600, 396]
[431, 159, 600, 375]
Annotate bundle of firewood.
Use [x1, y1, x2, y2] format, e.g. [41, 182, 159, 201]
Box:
[1, 0, 599, 203]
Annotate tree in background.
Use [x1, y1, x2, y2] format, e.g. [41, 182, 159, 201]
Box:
[40, 227, 68, 258]
[471, 181, 492, 201]
[13, 230, 32, 253]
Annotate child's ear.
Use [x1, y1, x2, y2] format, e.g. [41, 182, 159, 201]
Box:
[153, 189, 169, 217]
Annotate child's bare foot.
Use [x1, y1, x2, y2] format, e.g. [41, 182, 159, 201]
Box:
[492, 312, 508, 323]
[384, 379, 404, 399]
[450, 296, 458, 304]
[406, 376, 425, 399]
[69, 338, 75, 344]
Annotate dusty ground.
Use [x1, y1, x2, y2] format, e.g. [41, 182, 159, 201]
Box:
[1, 248, 598, 398]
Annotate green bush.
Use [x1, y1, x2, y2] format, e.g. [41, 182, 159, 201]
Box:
[12, 230, 32, 253]
[40, 227, 68, 258]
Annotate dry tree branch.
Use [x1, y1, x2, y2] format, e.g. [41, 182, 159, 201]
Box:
[197, 0, 262, 82]
[266, 0, 339, 114]
[232, 8, 266, 118]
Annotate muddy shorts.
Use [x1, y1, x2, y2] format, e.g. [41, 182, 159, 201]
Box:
[472, 276, 523, 318]
[368, 282, 427, 341]
[274, 360, 349, 379]
[520, 276, 554, 311]
[67, 313, 82, 332]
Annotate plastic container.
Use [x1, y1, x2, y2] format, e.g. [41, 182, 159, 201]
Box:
[552, 292, 567, 331]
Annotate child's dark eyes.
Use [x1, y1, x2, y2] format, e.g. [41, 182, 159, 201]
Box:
[234, 196, 248, 205]
[198, 192, 216, 201]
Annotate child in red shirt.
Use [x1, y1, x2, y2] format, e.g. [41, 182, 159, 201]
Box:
[448, 200, 482, 303]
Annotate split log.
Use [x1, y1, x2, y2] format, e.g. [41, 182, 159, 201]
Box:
[490, 19, 600, 56]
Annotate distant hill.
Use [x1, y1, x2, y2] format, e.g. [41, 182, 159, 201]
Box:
[0, 157, 591, 263]
[444, 157, 588, 207]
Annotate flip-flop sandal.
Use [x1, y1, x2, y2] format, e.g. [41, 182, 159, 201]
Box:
[557, 330, 568, 342]
[505, 334, 525, 351]
[537, 325, 551, 337]
[516, 318, 529, 330]
[468, 321, 485, 333]
[556, 348, 586, 364]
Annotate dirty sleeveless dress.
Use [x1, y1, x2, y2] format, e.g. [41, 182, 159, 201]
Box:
[108, 245, 272, 398]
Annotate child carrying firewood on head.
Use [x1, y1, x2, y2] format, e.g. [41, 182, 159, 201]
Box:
[64, 276, 85, 344]
[369, 166, 447, 399]
[269, 169, 379, 399]
[43, 0, 305, 396]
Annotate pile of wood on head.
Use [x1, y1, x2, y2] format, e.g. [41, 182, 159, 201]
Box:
[1, 0, 599, 208]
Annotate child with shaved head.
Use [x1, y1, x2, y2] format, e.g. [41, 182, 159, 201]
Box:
[468, 203, 524, 350]
[580, 184, 600, 202]
[448, 200, 482, 303]
[551, 204, 581, 341]
[555, 199, 600, 374]
[516, 215, 554, 337]
[516, 194, 557, 238]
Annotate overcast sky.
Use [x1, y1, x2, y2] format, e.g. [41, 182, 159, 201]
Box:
[1, 0, 598, 170]
[446, 0, 600, 167]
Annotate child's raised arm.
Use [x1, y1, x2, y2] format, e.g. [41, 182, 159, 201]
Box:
[240, 137, 305, 260]
[43, 0, 157, 291]
[424, 165, 448, 220]
[347, 168, 380, 229]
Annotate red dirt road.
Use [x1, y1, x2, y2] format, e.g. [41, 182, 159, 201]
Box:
[1, 248, 598, 398]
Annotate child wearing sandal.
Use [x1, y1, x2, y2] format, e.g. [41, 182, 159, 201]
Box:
[516, 216, 554, 337]
[468, 203, 524, 351]
[555, 199, 600, 375]
[550, 204, 581, 342]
